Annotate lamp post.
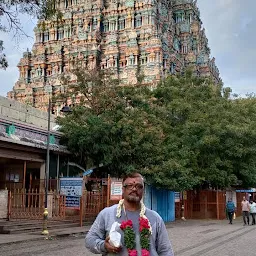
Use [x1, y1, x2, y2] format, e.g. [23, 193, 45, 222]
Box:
[42, 87, 72, 236]
[181, 191, 186, 221]
[42, 85, 52, 236]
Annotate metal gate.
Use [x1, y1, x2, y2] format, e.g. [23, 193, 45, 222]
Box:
[81, 181, 108, 222]
[184, 190, 226, 219]
[8, 189, 66, 220]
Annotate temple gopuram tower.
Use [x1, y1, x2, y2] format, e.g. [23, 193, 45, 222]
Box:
[171, 0, 220, 82]
[8, 0, 221, 114]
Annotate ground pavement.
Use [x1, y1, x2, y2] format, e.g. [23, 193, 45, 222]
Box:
[0, 217, 255, 256]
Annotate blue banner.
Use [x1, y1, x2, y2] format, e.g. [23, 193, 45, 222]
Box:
[236, 189, 256, 193]
[60, 178, 83, 209]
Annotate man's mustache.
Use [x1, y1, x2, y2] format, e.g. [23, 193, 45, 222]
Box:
[129, 192, 139, 196]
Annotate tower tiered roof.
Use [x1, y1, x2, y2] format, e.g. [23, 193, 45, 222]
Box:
[8, 0, 221, 114]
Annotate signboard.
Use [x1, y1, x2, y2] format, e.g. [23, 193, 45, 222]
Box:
[236, 188, 256, 193]
[175, 192, 180, 202]
[110, 181, 123, 201]
[65, 196, 81, 208]
[183, 191, 187, 200]
[14, 174, 19, 183]
[60, 178, 83, 209]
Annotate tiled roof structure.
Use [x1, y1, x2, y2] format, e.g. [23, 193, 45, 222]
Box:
[0, 118, 68, 153]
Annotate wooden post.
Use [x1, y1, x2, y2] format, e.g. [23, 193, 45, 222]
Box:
[23, 161, 26, 207]
[56, 154, 60, 194]
[80, 195, 83, 227]
[23, 161, 26, 190]
[101, 181, 103, 210]
[107, 174, 110, 207]
[216, 188, 220, 220]
[8, 190, 11, 221]
[29, 173, 32, 190]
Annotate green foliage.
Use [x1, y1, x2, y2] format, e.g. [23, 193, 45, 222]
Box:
[58, 69, 166, 177]
[123, 227, 136, 249]
[0, 0, 59, 68]
[0, 0, 58, 32]
[140, 229, 150, 250]
[0, 40, 8, 69]
[59, 68, 256, 191]
[152, 71, 256, 189]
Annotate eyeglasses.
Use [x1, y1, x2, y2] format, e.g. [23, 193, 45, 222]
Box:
[123, 183, 144, 190]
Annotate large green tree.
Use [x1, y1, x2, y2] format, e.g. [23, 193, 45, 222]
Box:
[58, 69, 256, 191]
[58, 69, 167, 182]
[153, 72, 256, 190]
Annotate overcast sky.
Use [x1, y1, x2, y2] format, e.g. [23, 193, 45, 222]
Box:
[0, 0, 255, 97]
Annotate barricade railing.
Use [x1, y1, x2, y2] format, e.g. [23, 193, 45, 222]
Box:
[8, 188, 66, 220]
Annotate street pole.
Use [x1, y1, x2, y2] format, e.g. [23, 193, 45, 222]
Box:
[67, 158, 69, 177]
[42, 97, 51, 236]
[181, 191, 186, 221]
[56, 154, 60, 194]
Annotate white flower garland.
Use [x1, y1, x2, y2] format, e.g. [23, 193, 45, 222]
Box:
[116, 199, 152, 234]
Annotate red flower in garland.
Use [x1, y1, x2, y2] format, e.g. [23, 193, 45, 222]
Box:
[120, 218, 151, 256]
[120, 220, 133, 230]
[142, 249, 150, 256]
[128, 249, 138, 256]
[139, 217, 150, 231]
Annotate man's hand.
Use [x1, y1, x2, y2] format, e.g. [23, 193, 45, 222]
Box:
[104, 236, 122, 254]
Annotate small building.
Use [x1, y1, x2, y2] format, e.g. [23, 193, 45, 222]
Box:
[0, 96, 70, 219]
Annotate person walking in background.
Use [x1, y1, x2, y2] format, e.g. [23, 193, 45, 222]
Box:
[241, 196, 250, 226]
[249, 200, 256, 225]
[226, 198, 236, 224]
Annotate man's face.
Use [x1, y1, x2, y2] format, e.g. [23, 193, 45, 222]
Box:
[243, 196, 246, 201]
[122, 176, 144, 203]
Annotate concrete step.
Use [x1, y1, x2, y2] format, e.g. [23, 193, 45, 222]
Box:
[27, 226, 88, 236]
[3, 223, 80, 234]
[0, 219, 78, 227]
[0, 220, 84, 234]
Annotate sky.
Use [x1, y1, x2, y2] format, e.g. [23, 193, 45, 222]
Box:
[0, 0, 255, 97]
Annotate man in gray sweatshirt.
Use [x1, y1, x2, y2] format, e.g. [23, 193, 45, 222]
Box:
[85, 173, 174, 255]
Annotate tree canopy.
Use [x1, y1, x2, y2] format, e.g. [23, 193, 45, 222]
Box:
[153, 73, 256, 190]
[58, 69, 166, 180]
[58, 69, 256, 191]
[0, 40, 7, 69]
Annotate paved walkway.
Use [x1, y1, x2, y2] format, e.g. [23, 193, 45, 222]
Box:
[169, 218, 255, 256]
[0, 217, 249, 246]
[1, 217, 256, 256]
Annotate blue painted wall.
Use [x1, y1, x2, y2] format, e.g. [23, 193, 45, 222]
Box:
[144, 185, 175, 222]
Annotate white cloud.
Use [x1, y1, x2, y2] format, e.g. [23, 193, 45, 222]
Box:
[197, 0, 256, 94]
[0, 13, 36, 96]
